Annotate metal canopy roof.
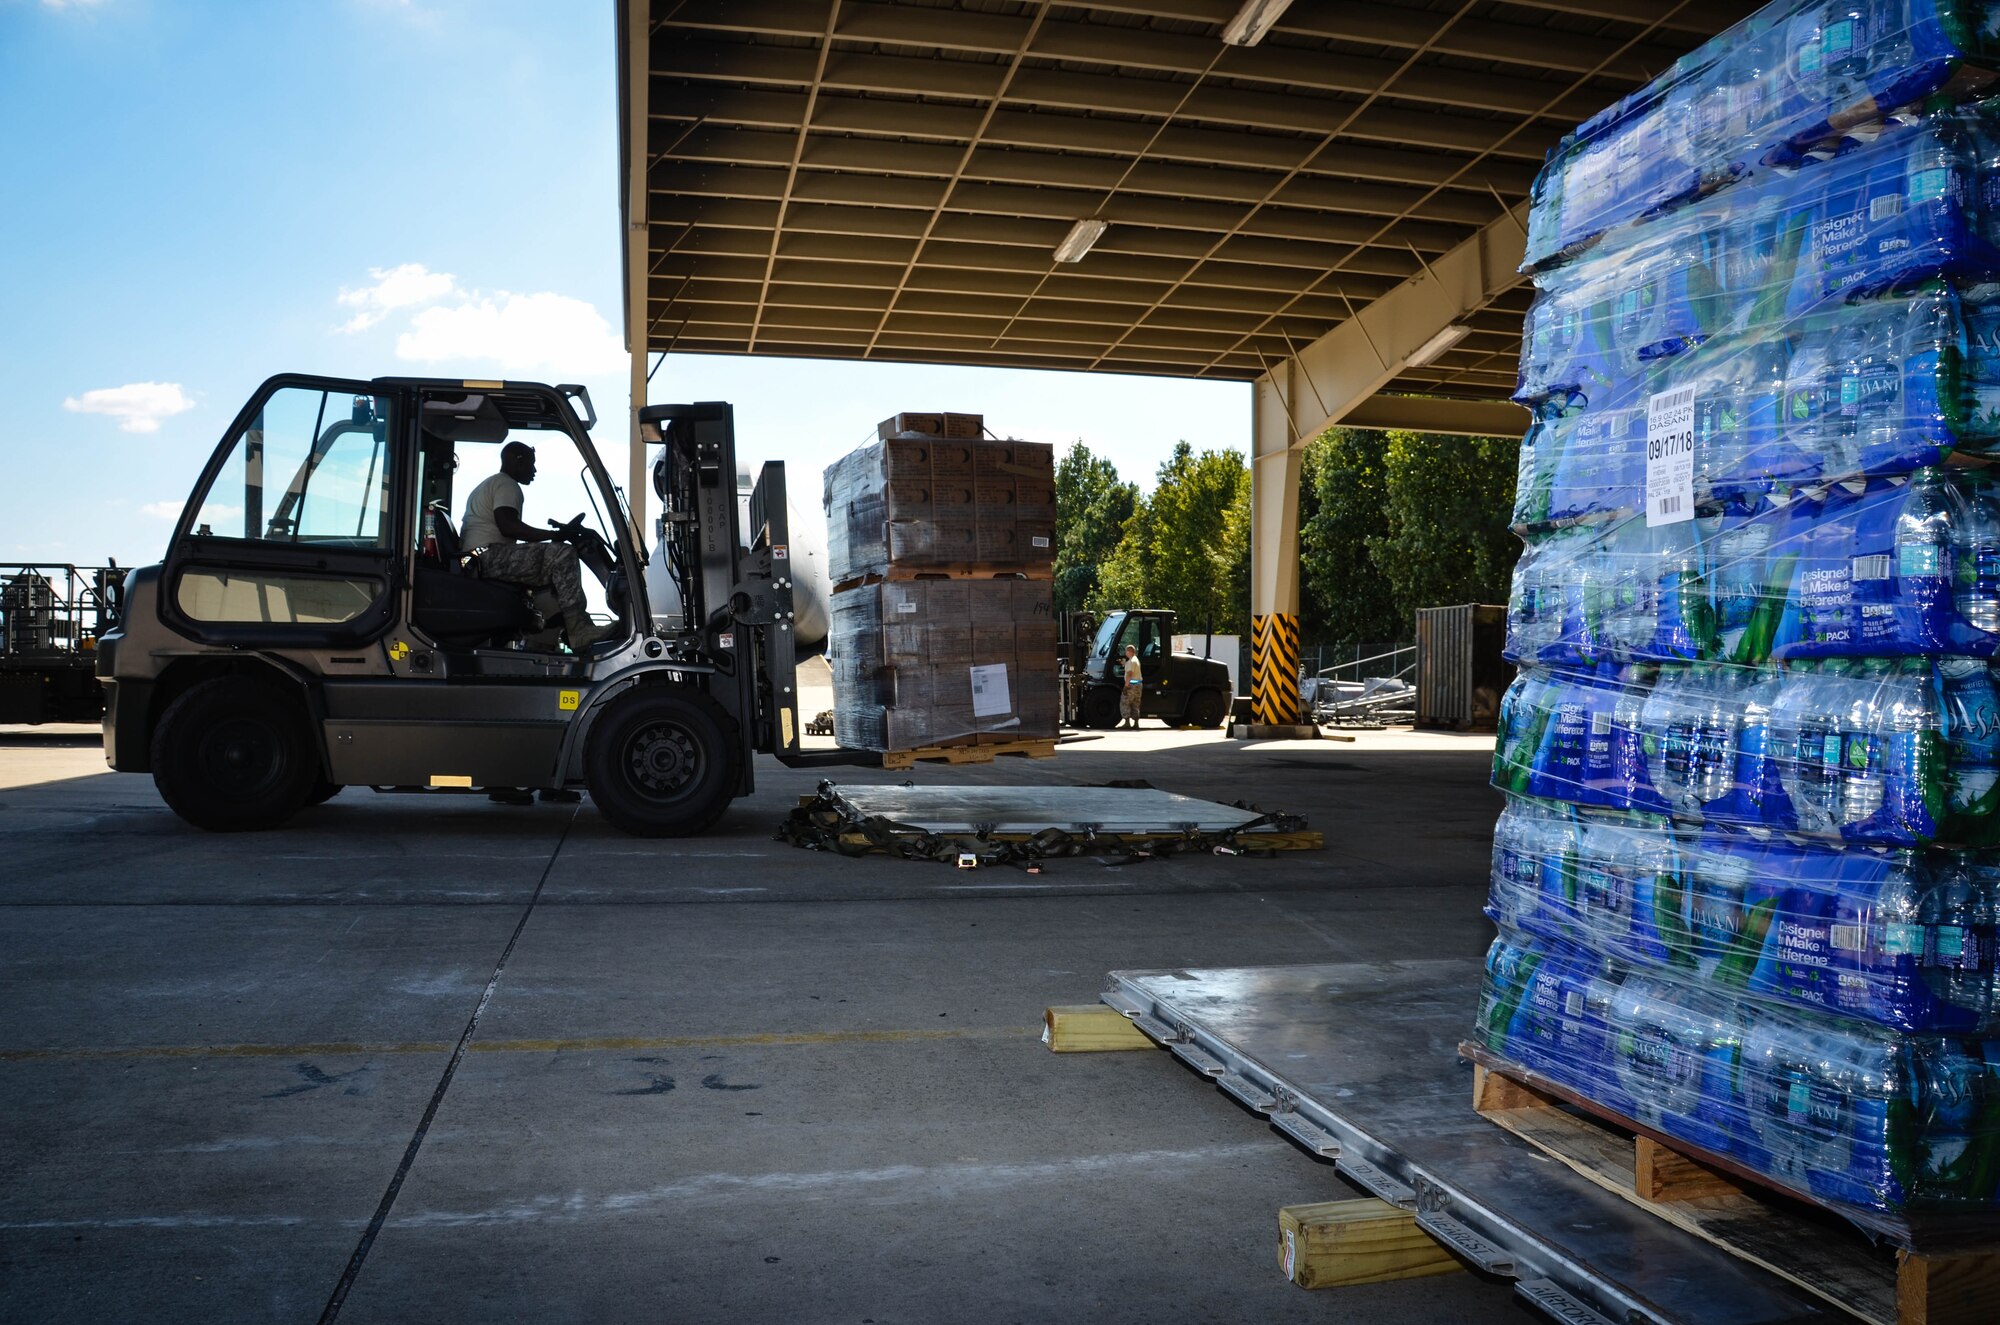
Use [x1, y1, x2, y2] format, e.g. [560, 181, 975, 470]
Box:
[618, 0, 1754, 399]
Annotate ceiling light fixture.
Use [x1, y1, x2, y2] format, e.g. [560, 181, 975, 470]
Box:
[1054, 218, 1109, 264]
[1220, 0, 1294, 47]
[1407, 324, 1470, 368]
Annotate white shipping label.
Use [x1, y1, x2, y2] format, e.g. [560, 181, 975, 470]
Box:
[1645, 384, 1698, 527]
[969, 663, 1012, 718]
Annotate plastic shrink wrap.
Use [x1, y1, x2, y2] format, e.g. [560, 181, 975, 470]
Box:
[1525, 0, 2000, 269]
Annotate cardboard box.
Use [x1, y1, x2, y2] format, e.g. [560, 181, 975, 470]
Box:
[877, 412, 984, 441]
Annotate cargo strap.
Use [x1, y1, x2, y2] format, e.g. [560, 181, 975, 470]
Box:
[775, 781, 1306, 867]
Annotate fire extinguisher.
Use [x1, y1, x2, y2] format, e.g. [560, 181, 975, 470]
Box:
[422, 506, 440, 561]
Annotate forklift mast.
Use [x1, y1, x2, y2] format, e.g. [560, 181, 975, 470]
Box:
[642, 402, 806, 773]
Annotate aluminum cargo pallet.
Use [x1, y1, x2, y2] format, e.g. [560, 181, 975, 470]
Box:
[1101, 960, 1841, 1325]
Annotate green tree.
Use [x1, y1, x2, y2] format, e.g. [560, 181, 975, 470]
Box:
[1369, 430, 1520, 622]
[1090, 441, 1248, 634]
[1052, 441, 1136, 617]
[1298, 427, 1400, 651]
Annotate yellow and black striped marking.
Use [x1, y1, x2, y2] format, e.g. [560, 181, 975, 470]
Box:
[1252, 612, 1302, 724]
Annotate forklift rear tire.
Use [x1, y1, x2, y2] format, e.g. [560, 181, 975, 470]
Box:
[305, 781, 343, 806]
[1184, 689, 1228, 729]
[1078, 687, 1121, 731]
[150, 676, 318, 831]
[584, 686, 742, 837]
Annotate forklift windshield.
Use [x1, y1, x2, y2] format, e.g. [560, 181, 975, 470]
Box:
[185, 388, 392, 546]
[1091, 613, 1163, 668]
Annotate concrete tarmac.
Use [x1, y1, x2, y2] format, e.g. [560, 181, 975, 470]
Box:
[0, 722, 1523, 1324]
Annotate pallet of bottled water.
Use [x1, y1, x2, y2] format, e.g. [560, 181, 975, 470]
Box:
[1484, 0, 2000, 1243]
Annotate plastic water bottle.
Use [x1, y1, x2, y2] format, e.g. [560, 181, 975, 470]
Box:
[1690, 833, 1754, 964]
[1822, 3, 1873, 82]
[1782, 8, 1826, 108]
[1896, 468, 1956, 650]
[1922, 850, 1985, 1011]
[1489, 800, 1547, 931]
[1651, 520, 1714, 660]
[1731, 666, 1792, 829]
[1881, 656, 1945, 844]
[1877, 846, 1929, 967]
[1952, 475, 2000, 638]
[1739, 339, 1795, 492]
[1611, 671, 1665, 813]
[1774, 661, 1844, 833]
[1975, 857, 2000, 1020]
[1697, 668, 1746, 809]
[1839, 659, 1890, 833]
[1615, 257, 1664, 363]
[1643, 667, 1693, 811]
[1783, 325, 1835, 479]
[1606, 527, 1661, 661]
[1829, 316, 1870, 480]
[1853, 309, 1906, 473]
[1573, 821, 1629, 947]
[1940, 658, 2000, 837]
[1711, 505, 1775, 664]
[1834, 845, 1933, 1026]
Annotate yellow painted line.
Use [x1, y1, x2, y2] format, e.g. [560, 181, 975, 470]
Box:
[0, 1025, 1038, 1063]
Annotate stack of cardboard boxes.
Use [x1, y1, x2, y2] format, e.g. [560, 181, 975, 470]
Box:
[824, 413, 1059, 753]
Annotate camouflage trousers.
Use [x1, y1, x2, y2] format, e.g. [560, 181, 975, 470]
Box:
[472, 542, 593, 640]
[1120, 683, 1143, 719]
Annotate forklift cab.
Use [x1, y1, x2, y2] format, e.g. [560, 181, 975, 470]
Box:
[1095, 613, 1163, 675]
[155, 374, 633, 659]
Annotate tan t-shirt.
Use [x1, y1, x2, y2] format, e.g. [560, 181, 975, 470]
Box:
[1124, 655, 1142, 686]
[461, 472, 524, 551]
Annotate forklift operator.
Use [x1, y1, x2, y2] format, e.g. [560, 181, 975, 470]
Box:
[460, 441, 612, 652]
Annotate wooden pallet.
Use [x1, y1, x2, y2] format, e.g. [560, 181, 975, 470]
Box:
[832, 564, 1054, 593]
[878, 737, 1058, 770]
[1463, 1043, 2000, 1325]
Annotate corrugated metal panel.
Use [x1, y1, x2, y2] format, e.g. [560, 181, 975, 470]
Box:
[1416, 604, 1472, 729]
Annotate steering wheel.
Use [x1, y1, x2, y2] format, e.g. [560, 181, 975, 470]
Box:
[548, 512, 588, 544]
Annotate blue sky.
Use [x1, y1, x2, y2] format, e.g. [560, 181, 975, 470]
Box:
[1, 0, 1250, 571]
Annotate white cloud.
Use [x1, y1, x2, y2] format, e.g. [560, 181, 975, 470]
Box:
[395, 290, 626, 375]
[337, 262, 460, 332]
[140, 501, 182, 520]
[42, 0, 106, 9]
[63, 382, 195, 434]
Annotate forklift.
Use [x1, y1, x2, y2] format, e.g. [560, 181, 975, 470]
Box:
[1058, 609, 1232, 730]
[97, 373, 860, 836]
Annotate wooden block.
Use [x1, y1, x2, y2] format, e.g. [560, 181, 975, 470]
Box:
[1041, 1005, 1157, 1053]
[1635, 1135, 1744, 1202]
[1277, 1197, 1466, 1289]
[1472, 1063, 1552, 1113]
[1899, 1251, 2000, 1325]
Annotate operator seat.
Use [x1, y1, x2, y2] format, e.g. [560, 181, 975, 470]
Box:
[412, 504, 541, 646]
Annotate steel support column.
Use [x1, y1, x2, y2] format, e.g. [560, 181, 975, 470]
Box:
[1251, 367, 1303, 724]
[624, 0, 652, 543]
[1247, 205, 1530, 722]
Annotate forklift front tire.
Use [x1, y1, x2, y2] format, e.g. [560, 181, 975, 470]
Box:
[1078, 687, 1121, 731]
[150, 676, 318, 831]
[1184, 689, 1228, 729]
[583, 686, 741, 837]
